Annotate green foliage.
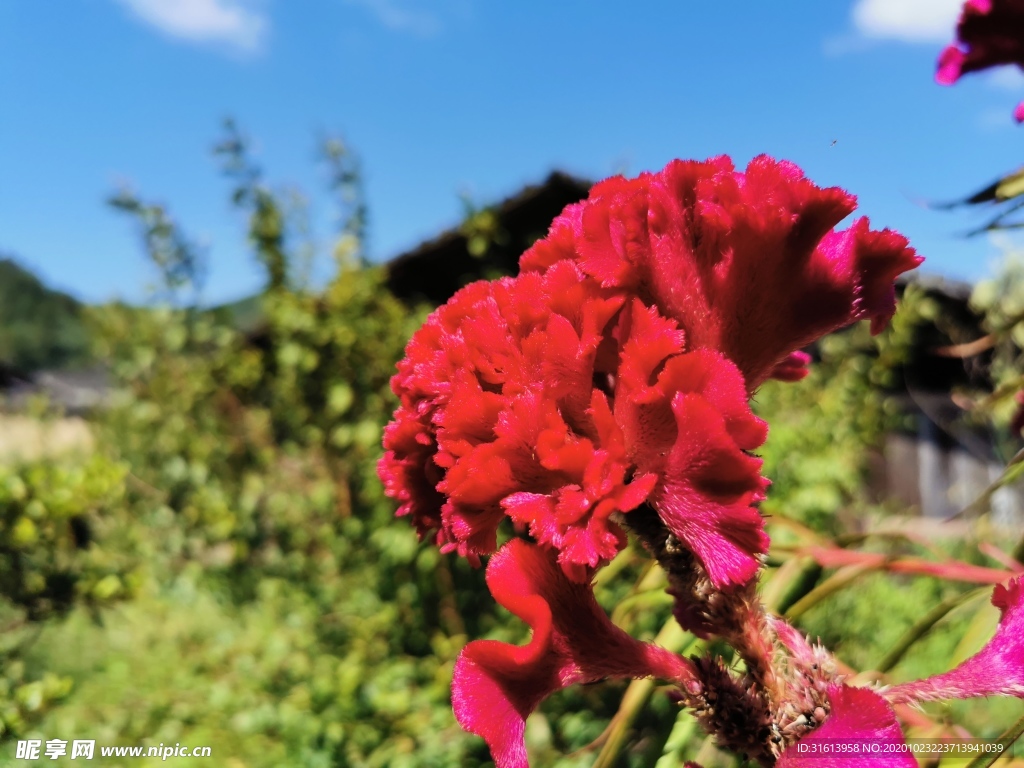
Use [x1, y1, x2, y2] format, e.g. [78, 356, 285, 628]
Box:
[107, 193, 207, 302]
[0, 455, 135, 619]
[459, 196, 510, 258]
[971, 257, 1024, 434]
[0, 258, 91, 373]
[755, 285, 936, 532]
[940, 165, 1024, 235]
[16, 123, 689, 767]
[0, 453, 136, 740]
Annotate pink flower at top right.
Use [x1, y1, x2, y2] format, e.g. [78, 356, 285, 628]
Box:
[938, 0, 1024, 121]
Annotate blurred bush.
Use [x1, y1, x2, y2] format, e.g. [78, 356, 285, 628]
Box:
[755, 285, 936, 533]
[0, 453, 136, 740]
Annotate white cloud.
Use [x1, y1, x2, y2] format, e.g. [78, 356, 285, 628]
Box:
[116, 0, 268, 53]
[851, 0, 962, 43]
[977, 106, 1015, 130]
[344, 0, 442, 37]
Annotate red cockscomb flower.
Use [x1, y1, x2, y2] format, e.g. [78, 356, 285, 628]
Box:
[938, 0, 1024, 122]
[379, 155, 920, 589]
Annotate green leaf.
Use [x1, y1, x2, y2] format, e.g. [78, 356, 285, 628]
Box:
[949, 597, 1001, 668]
[996, 168, 1024, 202]
[591, 622, 698, 768]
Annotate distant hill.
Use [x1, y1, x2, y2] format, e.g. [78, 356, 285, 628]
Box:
[0, 257, 92, 374]
[0, 256, 273, 379]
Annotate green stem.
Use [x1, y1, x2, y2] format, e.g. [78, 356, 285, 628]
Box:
[654, 712, 700, 768]
[873, 587, 987, 674]
[784, 563, 875, 621]
[760, 556, 822, 615]
[590, 621, 697, 768]
[961, 713, 1024, 768]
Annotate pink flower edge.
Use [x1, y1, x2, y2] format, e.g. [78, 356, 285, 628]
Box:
[452, 539, 696, 768]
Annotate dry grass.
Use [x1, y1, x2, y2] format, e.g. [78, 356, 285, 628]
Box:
[0, 415, 94, 463]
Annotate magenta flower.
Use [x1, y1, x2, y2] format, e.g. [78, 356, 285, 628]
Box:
[454, 574, 1024, 767]
[778, 578, 1024, 767]
[452, 540, 697, 768]
[938, 0, 1024, 122]
[776, 685, 917, 768]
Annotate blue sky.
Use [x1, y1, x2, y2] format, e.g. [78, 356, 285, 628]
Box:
[2, 0, 1024, 304]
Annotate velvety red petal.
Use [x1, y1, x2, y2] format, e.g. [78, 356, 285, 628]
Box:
[614, 339, 769, 588]
[644, 156, 856, 387]
[778, 685, 916, 768]
[693, 166, 918, 387]
[574, 178, 652, 291]
[532, 155, 920, 389]
[614, 304, 767, 456]
[385, 262, 643, 567]
[616, 298, 687, 404]
[379, 409, 447, 545]
[498, 461, 648, 578]
[650, 393, 769, 589]
[433, 370, 504, 464]
[518, 205, 581, 274]
[818, 219, 923, 336]
[452, 540, 696, 768]
[886, 576, 1024, 703]
[655, 350, 768, 451]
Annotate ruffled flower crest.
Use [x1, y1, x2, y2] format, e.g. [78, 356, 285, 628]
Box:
[523, 155, 921, 389]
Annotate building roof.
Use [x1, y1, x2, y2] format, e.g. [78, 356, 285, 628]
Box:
[385, 171, 591, 305]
